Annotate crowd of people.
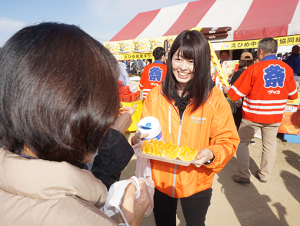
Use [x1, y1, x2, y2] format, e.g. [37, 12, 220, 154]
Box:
[0, 21, 299, 226]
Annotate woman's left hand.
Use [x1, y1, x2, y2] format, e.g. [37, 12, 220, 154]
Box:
[193, 149, 214, 168]
[120, 179, 151, 226]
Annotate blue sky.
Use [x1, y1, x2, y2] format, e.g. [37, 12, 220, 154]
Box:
[0, 0, 195, 47]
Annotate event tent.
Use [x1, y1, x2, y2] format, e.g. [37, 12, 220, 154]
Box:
[110, 0, 300, 42]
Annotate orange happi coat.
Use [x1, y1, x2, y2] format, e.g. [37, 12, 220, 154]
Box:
[141, 85, 240, 198]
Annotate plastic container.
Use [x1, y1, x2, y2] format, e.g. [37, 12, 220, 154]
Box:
[137, 90, 140, 97]
[119, 94, 124, 101]
[118, 80, 123, 86]
[119, 86, 130, 95]
[131, 93, 137, 101]
[126, 81, 138, 93]
[123, 94, 131, 102]
[137, 116, 163, 141]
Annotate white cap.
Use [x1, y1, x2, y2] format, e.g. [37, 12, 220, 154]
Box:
[137, 116, 162, 140]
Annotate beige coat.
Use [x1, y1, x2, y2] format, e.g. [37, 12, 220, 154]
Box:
[0, 147, 118, 226]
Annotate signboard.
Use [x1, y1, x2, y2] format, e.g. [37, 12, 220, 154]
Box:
[278, 104, 300, 135]
[219, 35, 300, 50]
[118, 53, 153, 60]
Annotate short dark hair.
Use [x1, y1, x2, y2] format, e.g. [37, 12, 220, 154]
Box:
[220, 50, 230, 56]
[258, 38, 277, 54]
[153, 47, 165, 60]
[162, 30, 213, 112]
[238, 60, 254, 69]
[0, 22, 119, 166]
[292, 45, 299, 51]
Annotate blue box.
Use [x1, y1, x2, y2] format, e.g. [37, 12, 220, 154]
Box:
[283, 133, 300, 144]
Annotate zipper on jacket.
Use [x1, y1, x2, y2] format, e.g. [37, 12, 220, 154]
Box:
[161, 90, 193, 198]
[169, 106, 171, 134]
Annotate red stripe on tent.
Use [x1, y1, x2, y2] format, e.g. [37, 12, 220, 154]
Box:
[164, 0, 216, 36]
[234, 0, 299, 40]
[110, 9, 160, 41]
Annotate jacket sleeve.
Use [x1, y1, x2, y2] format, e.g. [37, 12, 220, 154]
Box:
[91, 128, 134, 189]
[287, 71, 298, 100]
[205, 92, 240, 173]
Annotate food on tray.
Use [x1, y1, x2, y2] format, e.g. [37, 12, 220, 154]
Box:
[177, 146, 198, 161]
[142, 139, 198, 161]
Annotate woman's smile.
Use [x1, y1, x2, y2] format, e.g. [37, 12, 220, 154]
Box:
[172, 49, 194, 87]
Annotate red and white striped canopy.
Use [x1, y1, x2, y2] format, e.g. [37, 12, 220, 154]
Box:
[110, 0, 300, 42]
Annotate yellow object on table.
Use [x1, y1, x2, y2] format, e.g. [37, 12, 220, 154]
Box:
[121, 98, 143, 132]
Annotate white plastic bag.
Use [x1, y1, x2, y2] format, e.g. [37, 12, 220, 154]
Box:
[133, 141, 155, 217]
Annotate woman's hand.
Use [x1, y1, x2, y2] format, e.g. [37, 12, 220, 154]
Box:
[132, 130, 149, 145]
[120, 179, 151, 226]
[111, 106, 135, 134]
[193, 148, 214, 168]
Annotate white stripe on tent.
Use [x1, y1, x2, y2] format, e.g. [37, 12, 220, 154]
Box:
[136, 3, 188, 39]
[288, 0, 300, 36]
[195, 0, 253, 42]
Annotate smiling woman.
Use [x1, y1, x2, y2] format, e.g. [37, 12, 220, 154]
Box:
[132, 30, 239, 226]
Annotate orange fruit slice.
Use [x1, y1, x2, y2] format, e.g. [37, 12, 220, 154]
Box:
[158, 141, 164, 146]
[287, 125, 299, 135]
[142, 140, 148, 150]
[162, 147, 180, 159]
[153, 148, 163, 157]
[178, 146, 198, 161]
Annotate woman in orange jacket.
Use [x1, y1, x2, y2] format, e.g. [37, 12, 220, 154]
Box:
[132, 30, 239, 226]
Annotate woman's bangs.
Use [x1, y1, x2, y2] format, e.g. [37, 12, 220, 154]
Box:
[177, 42, 194, 60]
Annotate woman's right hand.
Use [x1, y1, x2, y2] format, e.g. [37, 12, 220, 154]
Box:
[132, 130, 149, 145]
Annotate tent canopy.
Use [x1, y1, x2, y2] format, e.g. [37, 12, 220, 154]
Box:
[110, 0, 300, 42]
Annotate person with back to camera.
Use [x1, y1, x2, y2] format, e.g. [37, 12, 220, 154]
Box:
[132, 30, 240, 226]
[223, 38, 298, 184]
[139, 47, 167, 100]
[0, 22, 150, 226]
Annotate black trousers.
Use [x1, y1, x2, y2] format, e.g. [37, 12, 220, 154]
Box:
[153, 188, 212, 226]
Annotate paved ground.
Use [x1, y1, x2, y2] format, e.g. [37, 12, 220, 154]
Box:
[115, 133, 300, 226]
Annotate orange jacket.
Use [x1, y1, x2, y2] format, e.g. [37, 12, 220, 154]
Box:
[141, 85, 239, 198]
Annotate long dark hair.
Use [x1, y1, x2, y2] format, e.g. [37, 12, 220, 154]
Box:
[0, 22, 119, 165]
[162, 30, 213, 112]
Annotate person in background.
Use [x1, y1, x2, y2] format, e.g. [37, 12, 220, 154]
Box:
[223, 38, 298, 184]
[252, 51, 259, 63]
[219, 50, 230, 64]
[229, 52, 254, 130]
[139, 47, 167, 100]
[285, 45, 300, 76]
[136, 59, 144, 74]
[132, 30, 239, 226]
[118, 61, 129, 86]
[0, 22, 150, 226]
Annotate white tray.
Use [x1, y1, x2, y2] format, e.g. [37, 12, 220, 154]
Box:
[133, 142, 196, 166]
